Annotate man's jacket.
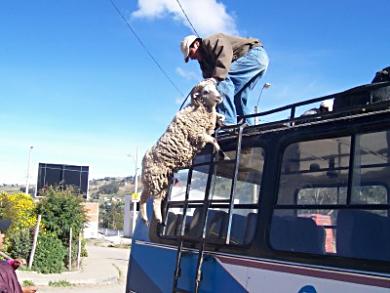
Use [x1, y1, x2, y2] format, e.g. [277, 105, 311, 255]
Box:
[199, 33, 262, 80]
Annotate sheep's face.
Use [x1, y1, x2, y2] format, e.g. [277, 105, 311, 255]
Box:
[191, 79, 222, 108]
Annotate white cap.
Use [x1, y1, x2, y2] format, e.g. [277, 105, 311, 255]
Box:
[320, 99, 334, 111]
[180, 35, 198, 63]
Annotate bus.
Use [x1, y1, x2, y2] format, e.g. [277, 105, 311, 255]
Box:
[126, 81, 390, 293]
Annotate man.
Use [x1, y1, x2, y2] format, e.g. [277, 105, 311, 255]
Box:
[0, 219, 36, 293]
[180, 33, 269, 125]
[302, 99, 334, 116]
[371, 66, 390, 103]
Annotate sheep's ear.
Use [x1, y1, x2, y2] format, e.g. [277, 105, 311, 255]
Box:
[191, 91, 200, 102]
[192, 91, 200, 100]
[191, 91, 201, 107]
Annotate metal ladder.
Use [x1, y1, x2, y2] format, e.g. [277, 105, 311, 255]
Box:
[171, 123, 246, 293]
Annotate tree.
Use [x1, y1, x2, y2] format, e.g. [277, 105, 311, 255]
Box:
[36, 186, 87, 242]
[0, 192, 37, 234]
[99, 198, 124, 230]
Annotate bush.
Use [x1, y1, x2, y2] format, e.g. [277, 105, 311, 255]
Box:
[8, 229, 32, 260]
[0, 192, 36, 233]
[48, 280, 72, 287]
[32, 234, 66, 274]
[36, 186, 87, 242]
[22, 280, 35, 287]
[0, 192, 36, 258]
[67, 237, 88, 268]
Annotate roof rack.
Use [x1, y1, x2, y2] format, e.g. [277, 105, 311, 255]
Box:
[216, 81, 390, 138]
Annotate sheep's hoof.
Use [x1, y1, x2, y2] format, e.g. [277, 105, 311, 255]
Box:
[219, 150, 230, 160]
[142, 218, 149, 227]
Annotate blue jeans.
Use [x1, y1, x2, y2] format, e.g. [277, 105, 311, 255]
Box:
[216, 46, 269, 125]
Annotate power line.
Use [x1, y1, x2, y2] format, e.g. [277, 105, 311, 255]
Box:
[108, 0, 185, 97]
[175, 0, 200, 37]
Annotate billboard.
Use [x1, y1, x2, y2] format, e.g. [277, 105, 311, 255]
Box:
[36, 163, 89, 198]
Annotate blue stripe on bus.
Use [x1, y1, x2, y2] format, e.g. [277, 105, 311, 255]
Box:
[128, 241, 247, 292]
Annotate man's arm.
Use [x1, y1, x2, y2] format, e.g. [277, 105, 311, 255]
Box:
[202, 35, 234, 80]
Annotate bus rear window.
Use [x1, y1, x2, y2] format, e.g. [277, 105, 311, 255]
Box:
[270, 131, 390, 262]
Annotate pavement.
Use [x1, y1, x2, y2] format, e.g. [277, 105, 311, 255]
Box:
[16, 243, 130, 292]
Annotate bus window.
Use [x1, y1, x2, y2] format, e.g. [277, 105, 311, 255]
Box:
[278, 136, 351, 205]
[271, 132, 390, 262]
[161, 146, 264, 246]
[170, 169, 189, 201]
[351, 131, 390, 206]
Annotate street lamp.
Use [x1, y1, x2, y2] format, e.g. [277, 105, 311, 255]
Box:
[254, 82, 271, 124]
[127, 147, 140, 235]
[127, 148, 139, 195]
[25, 145, 34, 194]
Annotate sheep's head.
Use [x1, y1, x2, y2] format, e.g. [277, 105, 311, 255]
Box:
[190, 79, 222, 109]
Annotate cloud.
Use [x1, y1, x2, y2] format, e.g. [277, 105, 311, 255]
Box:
[132, 0, 238, 36]
[175, 67, 198, 80]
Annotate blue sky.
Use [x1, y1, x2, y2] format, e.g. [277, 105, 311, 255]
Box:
[1, 0, 389, 184]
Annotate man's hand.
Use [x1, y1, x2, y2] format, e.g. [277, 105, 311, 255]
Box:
[204, 77, 218, 84]
[22, 286, 37, 293]
[12, 258, 26, 270]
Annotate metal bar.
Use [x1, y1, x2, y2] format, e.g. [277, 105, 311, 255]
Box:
[243, 82, 390, 120]
[193, 134, 220, 293]
[172, 168, 193, 292]
[274, 204, 390, 210]
[225, 124, 245, 245]
[346, 135, 356, 205]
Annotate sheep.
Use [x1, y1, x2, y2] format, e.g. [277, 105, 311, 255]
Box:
[139, 79, 224, 224]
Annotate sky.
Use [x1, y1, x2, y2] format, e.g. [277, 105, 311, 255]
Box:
[0, 0, 389, 185]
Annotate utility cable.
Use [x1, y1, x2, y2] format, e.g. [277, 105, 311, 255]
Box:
[108, 0, 185, 97]
[175, 0, 200, 37]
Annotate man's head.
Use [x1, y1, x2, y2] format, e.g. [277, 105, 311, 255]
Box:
[372, 66, 390, 83]
[0, 219, 11, 249]
[180, 35, 201, 63]
[319, 99, 334, 113]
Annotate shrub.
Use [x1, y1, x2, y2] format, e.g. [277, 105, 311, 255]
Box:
[22, 280, 35, 287]
[48, 280, 72, 287]
[0, 192, 36, 233]
[32, 234, 66, 274]
[8, 229, 32, 260]
[67, 237, 88, 268]
[36, 186, 87, 242]
[0, 192, 36, 258]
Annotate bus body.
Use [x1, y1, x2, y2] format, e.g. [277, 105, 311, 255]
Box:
[127, 82, 390, 293]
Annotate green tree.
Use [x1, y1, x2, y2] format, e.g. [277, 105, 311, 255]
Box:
[36, 186, 87, 242]
[32, 233, 67, 274]
[99, 198, 124, 230]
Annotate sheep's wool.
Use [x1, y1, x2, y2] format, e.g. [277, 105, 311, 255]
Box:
[140, 79, 223, 224]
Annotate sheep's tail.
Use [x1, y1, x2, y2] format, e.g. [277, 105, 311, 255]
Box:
[139, 190, 149, 224]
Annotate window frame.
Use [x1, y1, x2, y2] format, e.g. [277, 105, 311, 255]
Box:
[157, 143, 267, 249]
[269, 127, 390, 269]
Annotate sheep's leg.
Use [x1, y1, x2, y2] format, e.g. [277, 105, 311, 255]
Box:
[216, 113, 225, 127]
[139, 191, 149, 224]
[153, 197, 163, 224]
[201, 134, 220, 153]
[201, 133, 231, 160]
